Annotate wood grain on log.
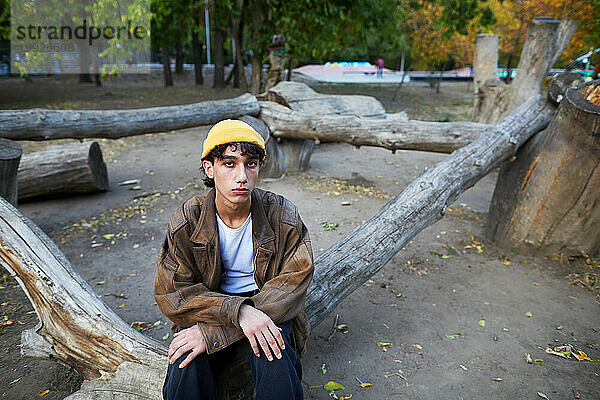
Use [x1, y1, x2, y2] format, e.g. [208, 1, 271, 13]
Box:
[0, 96, 555, 398]
[0, 94, 259, 141]
[0, 138, 22, 206]
[259, 101, 491, 154]
[18, 141, 108, 201]
[487, 79, 600, 258]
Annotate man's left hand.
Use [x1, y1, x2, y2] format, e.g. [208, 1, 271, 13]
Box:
[168, 324, 206, 368]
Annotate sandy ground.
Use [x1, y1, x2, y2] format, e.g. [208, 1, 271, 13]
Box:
[1, 74, 599, 400]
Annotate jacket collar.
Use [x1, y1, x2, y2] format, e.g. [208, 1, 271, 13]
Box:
[190, 188, 275, 246]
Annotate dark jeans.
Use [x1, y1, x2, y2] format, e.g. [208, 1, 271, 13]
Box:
[162, 321, 303, 400]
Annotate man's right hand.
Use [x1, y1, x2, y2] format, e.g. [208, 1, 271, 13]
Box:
[238, 304, 285, 361]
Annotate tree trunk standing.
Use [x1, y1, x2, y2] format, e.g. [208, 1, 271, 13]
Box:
[473, 34, 499, 95]
[17, 142, 109, 201]
[160, 46, 173, 87]
[487, 80, 600, 258]
[0, 138, 22, 206]
[213, 29, 226, 88]
[175, 42, 184, 75]
[249, 0, 264, 94]
[192, 22, 204, 85]
[229, 0, 247, 92]
[474, 18, 578, 124]
[76, 40, 93, 83]
[0, 94, 555, 400]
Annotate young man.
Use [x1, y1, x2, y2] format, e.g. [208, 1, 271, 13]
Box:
[154, 119, 314, 400]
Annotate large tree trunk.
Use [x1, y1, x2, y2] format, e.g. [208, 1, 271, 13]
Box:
[259, 101, 490, 154]
[487, 79, 600, 258]
[0, 138, 22, 206]
[213, 29, 226, 88]
[0, 94, 259, 140]
[0, 93, 555, 399]
[161, 46, 173, 87]
[192, 21, 204, 85]
[175, 42, 184, 75]
[474, 18, 578, 124]
[249, 0, 264, 94]
[18, 141, 109, 201]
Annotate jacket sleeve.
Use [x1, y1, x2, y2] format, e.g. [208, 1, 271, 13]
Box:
[250, 214, 314, 324]
[153, 220, 251, 331]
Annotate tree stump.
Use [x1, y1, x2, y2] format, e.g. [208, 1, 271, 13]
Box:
[18, 141, 109, 201]
[487, 79, 600, 258]
[473, 34, 500, 96]
[0, 138, 22, 206]
[474, 18, 578, 124]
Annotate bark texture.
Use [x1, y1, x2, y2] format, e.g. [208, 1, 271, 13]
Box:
[474, 18, 578, 124]
[259, 101, 490, 154]
[0, 138, 22, 206]
[0, 96, 555, 398]
[473, 34, 499, 95]
[17, 141, 109, 201]
[487, 80, 600, 258]
[0, 94, 260, 141]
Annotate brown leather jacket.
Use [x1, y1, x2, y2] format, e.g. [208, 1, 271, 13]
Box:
[153, 188, 314, 356]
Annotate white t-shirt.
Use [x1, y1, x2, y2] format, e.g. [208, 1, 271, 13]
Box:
[216, 213, 259, 294]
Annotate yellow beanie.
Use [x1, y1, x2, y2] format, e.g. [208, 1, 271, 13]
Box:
[202, 119, 266, 159]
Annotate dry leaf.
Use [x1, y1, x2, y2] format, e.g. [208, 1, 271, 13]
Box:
[377, 342, 392, 347]
[525, 353, 533, 364]
[37, 390, 50, 397]
[413, 344, 422, 350]
[359, 383, 372, 388]
[537, 392, 549, 400]
[459, 364, 467, 371]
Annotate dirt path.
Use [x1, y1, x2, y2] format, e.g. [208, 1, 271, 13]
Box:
[1, 77, 599, 399]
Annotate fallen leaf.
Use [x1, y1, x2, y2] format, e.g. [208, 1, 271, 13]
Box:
[102, 234, 115, 240]
[446, 334, 456, 340]
[321, 363, 327, 374]
[152, 320, 162, 327]
[91, 243, 103, 248]
[413, 344, 423, 350]
[9, 377, 21, 384]
[119, 179, 140, 186]
[341, 201, 351, 206]
[492, 377, 503, 381]
[37, 390, 50, 397]
[130, 185, 142, 191]
[452, 332, 462, 335]
[133, 244, 140, 249]
[573, 350, 591, 361]
[545, 347, 569, 359]
[117, 304, 125, 309]
[525, 353, 533, 364]
[441, 255, 450, 259]
[359, 383, 372, 388]
[479, 319, 486, 327]
[96, 280, 105, 285]
[339, 395, 352, 400]
[534, 359, 544, 363]
[162, 333, 170, 340]
[0, 319, 14, 326]
[525, 312, 532, 318]
[1, 302, 8, 306]
[459, 364, 467, 371]
[323, 381, 345, 391]
[377, 342, 392, 347]
[537, 392, 549, 400]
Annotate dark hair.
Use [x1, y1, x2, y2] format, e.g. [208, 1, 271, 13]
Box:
[200, 142, 266, 188]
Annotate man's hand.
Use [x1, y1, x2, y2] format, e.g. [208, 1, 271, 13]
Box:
[238, 304, 285, 361]
[168, 324, 206, 368]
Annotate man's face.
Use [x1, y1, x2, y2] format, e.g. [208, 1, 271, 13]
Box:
[202, 144, 261, 209]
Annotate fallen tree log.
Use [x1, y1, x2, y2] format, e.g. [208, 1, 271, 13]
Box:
[259, 101, 491, 154]
[0, 95, 555, 398]
[474, 18, 578, 124]
[0, 94, 259, 141]
[0, 138, 22, 206]
[487, 79, 600, 258]
[258, 81, 388, 118]
[18, 141, 109, 201]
